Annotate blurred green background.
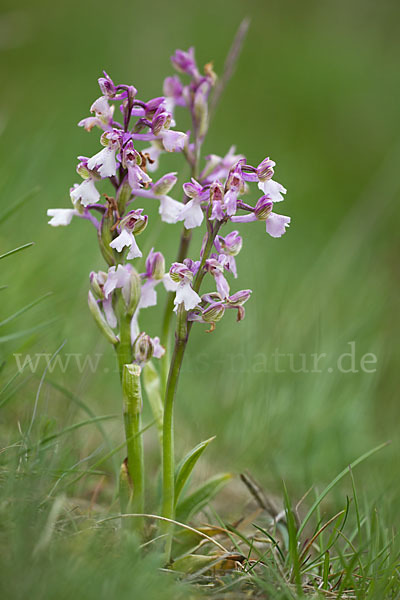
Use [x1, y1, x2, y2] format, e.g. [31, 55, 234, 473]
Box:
[1, 0, 399, 523]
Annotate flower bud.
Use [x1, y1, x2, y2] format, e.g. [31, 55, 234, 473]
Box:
[145, 96, 165, 117]
[125, 269, 141, 316]
[88, 291, 119, 345]
[122, 363, 142, 414]
[202, 302, 225, 323]
[98, 212, 116, 267]
[152, 173, 177, 195]
[116, 180, 132, 215]
[134, 333, 154, 364]
[171, 47, 198, 77]
[163, 75, 184, 101]
[89, 271, 107, 299]
[193, 82, 209, 138]
[146, 250, 165, 280]
[254, 196, 273, 220]
[256, 157, 275, 182]
[98, 72, 116, 98]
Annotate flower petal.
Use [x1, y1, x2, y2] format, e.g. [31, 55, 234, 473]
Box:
[138, 280, 158, 309]
[109, 229, 132, 252]
[161, 130, 187, 152]
[174, 281, 201, 310]
[158, 195, 183, 223]
[258, 179, 287, 202]
[70, 178, 100, 207]
[178, 199, 204, 229]
[87, 147, 117, 178]
[127, 235, 142, 259]
[265, 212, 291, 237]
[47, 209, 77, 226]
[102, 296, 117, 328]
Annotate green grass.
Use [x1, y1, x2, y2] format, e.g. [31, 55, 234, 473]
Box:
[1, 0, 400, 597]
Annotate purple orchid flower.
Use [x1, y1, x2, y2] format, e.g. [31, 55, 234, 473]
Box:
[214, 231, 242, 278]
[110, 209, 148, 259]
[169, 260, 201, 311]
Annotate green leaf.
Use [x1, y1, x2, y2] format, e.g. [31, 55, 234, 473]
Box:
[175, 473, 231, 523]
[0, 242, 34, 260]
[283, 481, 301, 590]
[171, 554, 217, 574]
[174, 436, 215, 506]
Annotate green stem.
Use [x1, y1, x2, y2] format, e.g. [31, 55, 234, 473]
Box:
[161, 305, 187, 559]
[161, 222, 222, 561]
[160, 226, 192, 392]
[115, 295, 145, 532]
[122, 364, 145, 531]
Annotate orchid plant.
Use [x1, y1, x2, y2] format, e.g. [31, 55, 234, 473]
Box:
[48, 42, 290, 558]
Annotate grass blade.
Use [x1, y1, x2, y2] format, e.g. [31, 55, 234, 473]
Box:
[298, 442, 389, 537]
[0, 292, 52, 327]
[0, 242, 34, 260]
[0, 187, 40, 226]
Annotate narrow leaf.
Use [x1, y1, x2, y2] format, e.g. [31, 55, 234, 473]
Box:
[175, 473, 231, 523]
[174, 436, 215, 506]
